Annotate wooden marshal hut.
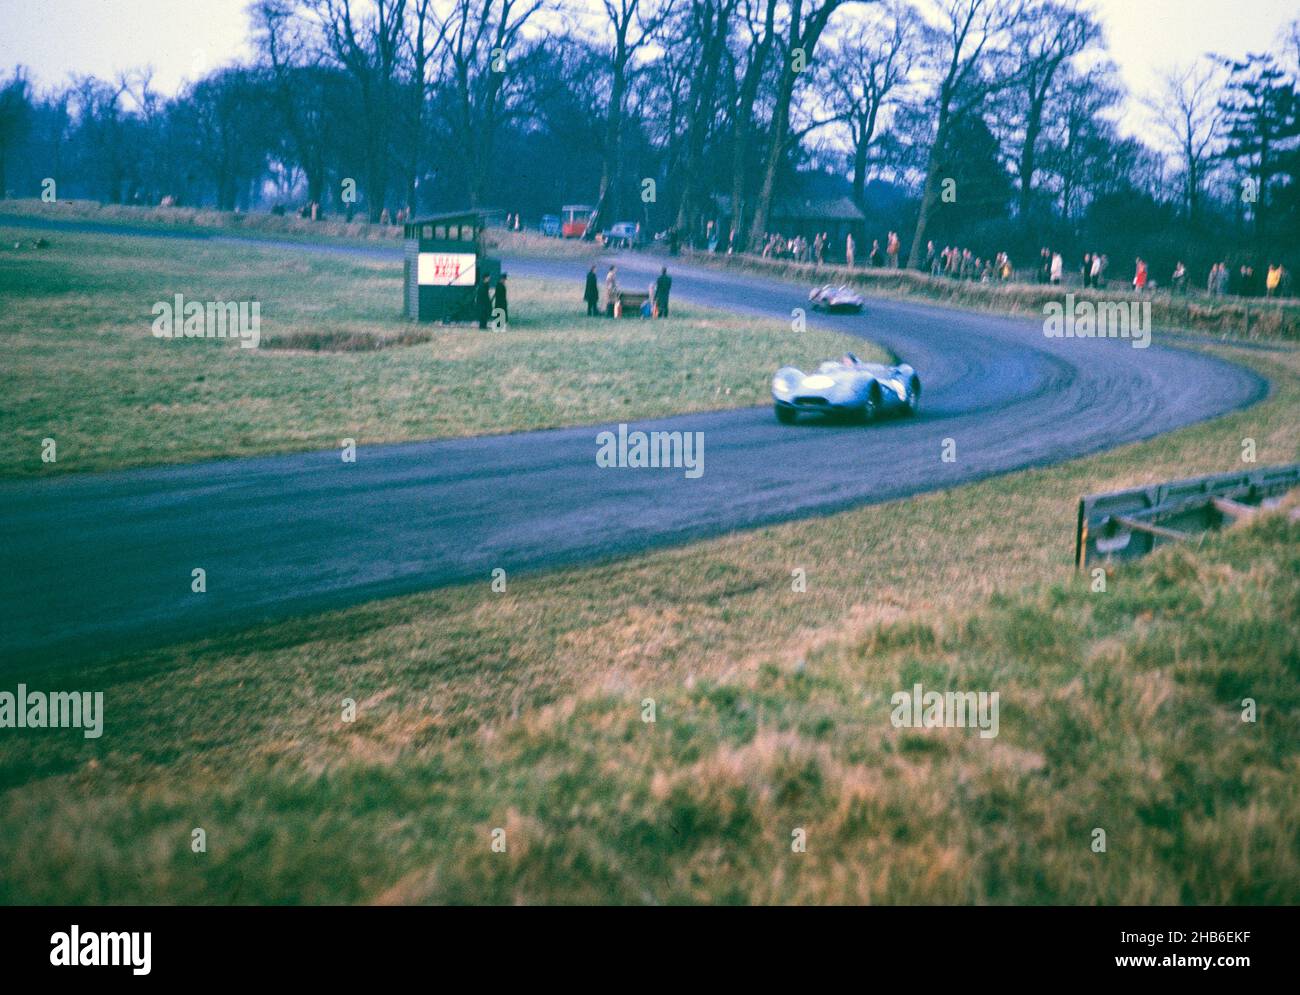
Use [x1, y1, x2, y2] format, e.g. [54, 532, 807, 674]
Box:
[403, 211, 501, 322]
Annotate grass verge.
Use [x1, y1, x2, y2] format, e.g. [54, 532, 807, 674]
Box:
[682, 248, 1300, 342]
[0, 226, 882, 478]
[0, 198, 593, 259]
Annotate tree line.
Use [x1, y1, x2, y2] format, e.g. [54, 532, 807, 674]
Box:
[1, 0, 1298, 278]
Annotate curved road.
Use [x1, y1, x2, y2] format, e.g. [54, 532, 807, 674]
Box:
[0, 222, 1268, 666]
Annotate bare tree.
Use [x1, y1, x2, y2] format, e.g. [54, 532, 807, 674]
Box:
[748, 0, 868, 251]
[0, 69, 33, 198]
[587, 0, 670, 236]
[1039, 59, 1123, 219]
[68, 74, 132, 202]
[905, 0, 1025, 269]
[440, 0, 547, 208]
[253, 0, 335, 211]
[822, 1, 921, 207]
[1007, 0, 1099, 226]
[309, 0, 409, 221]
[672, 0, 739, 236]
[725, 0, 779, 248]
[1143, 60, 1222, 222]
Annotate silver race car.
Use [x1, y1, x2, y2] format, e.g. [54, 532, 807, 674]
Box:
[809, 284, 866, 313]
[772, 353, 920, 424]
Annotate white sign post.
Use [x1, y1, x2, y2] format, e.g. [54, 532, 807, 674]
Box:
[417, 252, 478, 286]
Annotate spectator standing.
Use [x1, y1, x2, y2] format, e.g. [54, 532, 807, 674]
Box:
[494, 273, 509, 323]
[1050, 252, 1063, 285]
[870, 239, 882, 267]
[887, 231, 900, 268]
[1266, 264, 1282, 298]
[1171, 262, 1186, 295]
[584, 266, 600, 316]
[1081, 253, 1092, 288]
[605, 266, 619, 317]
[846, 233, 856, 268]
[655, 267, 672, 318]
[1133, 258, 1148, 292]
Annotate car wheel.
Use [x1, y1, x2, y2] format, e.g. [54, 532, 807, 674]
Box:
[859, 384, 882, 423]
[775, 405, 797, 424]
[905, 378, 920, 415]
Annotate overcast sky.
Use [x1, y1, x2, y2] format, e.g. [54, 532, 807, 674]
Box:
[1, 0, 1296, 137]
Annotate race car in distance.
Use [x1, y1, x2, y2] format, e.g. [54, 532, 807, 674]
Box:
[772, 354, 920, 424]
[809, 284, 866, 313]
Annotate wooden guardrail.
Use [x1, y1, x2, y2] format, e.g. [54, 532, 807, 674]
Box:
[1075, 463, 1300, 569]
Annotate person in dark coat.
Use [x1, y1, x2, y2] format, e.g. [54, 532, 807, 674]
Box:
[494, 273, 509, 324]
[654, 267, 672, 318]
[584, 266, 599, 316]
[476, 273, 492, 329]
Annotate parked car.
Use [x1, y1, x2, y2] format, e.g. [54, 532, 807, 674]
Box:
[601, 221, 641, 249]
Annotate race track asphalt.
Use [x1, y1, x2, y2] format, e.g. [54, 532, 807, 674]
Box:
[0, 219, 1269, 667]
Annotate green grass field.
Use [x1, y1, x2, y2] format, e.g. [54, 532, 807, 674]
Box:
[0, 226, 883, 478]
[0, 197, 595, 258]
[1, 226, 1297, 904]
